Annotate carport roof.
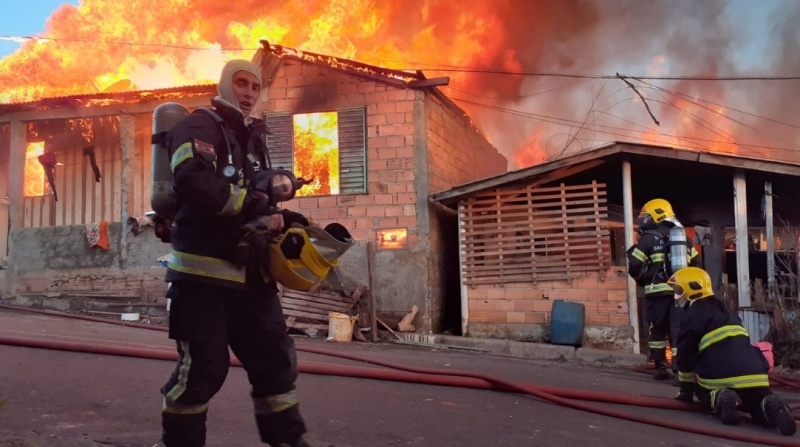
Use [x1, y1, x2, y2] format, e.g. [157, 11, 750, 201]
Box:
[429, 142, 800, 206]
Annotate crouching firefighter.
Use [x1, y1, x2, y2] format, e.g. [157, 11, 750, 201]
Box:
[669, 267, 796, 437]
[150, 59, 351, 447]
[626, 198, 700, 382]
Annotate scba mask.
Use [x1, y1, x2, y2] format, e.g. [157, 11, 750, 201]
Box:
[250, 168, 312, 207]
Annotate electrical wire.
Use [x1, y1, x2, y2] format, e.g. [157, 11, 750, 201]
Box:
[4, 35, 800, 82]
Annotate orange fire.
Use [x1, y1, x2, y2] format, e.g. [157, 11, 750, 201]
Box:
[378, 228, 408, 250]
[23, 142, 45, 197]
[0, 1, 789, 168]
[293, 112, 339, 196]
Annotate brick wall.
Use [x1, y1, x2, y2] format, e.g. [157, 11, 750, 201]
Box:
[263, 59, 420, 248]
[425, 95, 507, 195]
[466, 267, 634, 350]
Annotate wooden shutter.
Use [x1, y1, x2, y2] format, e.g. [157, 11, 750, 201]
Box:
[337, 108, 367, 194]
[264, 114, 293, 171]
[264, 109, 367, 194]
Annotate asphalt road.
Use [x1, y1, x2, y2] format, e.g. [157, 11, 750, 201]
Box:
[0, 308, 796, 447]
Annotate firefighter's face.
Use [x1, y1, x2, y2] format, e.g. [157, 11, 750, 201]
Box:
[231, 70, 261, 116]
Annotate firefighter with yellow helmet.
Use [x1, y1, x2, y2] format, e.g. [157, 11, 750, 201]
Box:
[153, 59, 351, 447]
[668, 267, 796, 436]
[627, 198, 700, 382]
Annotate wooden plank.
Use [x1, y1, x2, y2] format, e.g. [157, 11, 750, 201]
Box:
[282, 308, 331, 321]
[281, 291, 354, 308]
[281, 296, 352, 313]
[464, 193, 606, 208]
[463, 241, 608, 259]
[367, 241, 378, 342]
[469, 182, 607, 199]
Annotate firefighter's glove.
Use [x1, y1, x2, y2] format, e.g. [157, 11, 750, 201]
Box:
[279, 209, 311, 229]
[242, 213, 285, 240]
[674, 381, 695, 403]
[242, 190, 271, 221]
[235, 213, 285, 268]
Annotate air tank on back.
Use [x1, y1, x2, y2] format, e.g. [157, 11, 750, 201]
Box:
[669, 223, 688, 273]
[150, 102, 189, 220]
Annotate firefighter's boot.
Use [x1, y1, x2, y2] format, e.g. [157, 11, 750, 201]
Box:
[762, 394, 796, 436]
[651, 348, 672, 381]
[162, 410, 207, 447]
[713, 389, 740, 426]
[256, 405, 308, 447]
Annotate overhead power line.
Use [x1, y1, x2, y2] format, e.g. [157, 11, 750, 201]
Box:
[3, 35, 800, 82]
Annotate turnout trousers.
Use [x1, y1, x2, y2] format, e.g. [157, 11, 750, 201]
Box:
[160, 280, 306, 446]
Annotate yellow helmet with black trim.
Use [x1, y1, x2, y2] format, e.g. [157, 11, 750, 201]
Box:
[667, 267, 714, 307]
[639, 198, 675, 225]
[268, 225, 354, 291]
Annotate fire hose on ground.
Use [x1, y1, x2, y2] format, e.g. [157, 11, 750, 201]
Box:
[0, 303, 798, 446]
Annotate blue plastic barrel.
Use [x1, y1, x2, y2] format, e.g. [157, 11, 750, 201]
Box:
[550, 300, 585, 347]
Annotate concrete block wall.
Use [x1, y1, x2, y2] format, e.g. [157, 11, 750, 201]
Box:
[465, 267, 634, 350]
[8, 223, 170, 302]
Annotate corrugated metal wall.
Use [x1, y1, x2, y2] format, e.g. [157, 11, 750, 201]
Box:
[21, 113, 154, 227]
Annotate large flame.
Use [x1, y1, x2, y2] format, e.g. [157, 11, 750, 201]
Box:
[23, 142, 45, 197]
[2, 0, 799, 167]
[293, 112, 339, 196]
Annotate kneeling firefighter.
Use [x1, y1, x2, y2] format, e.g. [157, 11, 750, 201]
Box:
[151, 59, 352, 447]
[669, 267, 796, 436]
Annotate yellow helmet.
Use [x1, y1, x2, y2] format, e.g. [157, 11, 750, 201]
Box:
[667, 267, 714, 307]
[268, 225, 354, 291]
[639, 198, 675, 224]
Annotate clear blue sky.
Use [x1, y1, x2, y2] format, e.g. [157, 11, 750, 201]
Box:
[0, 0, 79, 58]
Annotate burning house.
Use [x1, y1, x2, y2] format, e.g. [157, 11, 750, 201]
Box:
[0, 41, 507, 334]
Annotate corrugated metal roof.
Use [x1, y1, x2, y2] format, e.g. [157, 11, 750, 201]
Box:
[429, 141, 800, 205]
[0, 84, 216, 116]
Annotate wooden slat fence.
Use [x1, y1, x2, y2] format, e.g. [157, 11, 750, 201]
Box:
[459, 181, 610, 285]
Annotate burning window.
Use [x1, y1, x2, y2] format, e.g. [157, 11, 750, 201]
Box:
[293, 112, 339, 196]
[378, 228, 408, 250]
[266, 108, 366, 196]
[23, 142, 46, 197]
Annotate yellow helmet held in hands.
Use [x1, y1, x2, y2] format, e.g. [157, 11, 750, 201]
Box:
[667, 267, 714, 307]
[639, 198, 675, 224]
[268, 224, 354, 292]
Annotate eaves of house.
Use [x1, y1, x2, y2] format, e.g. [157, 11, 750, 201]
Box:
[429, 141, 800, 206]
[0, 85, 217, 121]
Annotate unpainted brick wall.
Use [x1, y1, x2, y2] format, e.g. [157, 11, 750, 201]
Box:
[425, 95, 507, 195]
[264, 59, 420, 247]
[466, 267, 630, 328]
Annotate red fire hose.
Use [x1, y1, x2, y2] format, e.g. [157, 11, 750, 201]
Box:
[0, 304, 797, 446]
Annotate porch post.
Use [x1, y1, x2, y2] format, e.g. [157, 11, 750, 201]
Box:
[622, 159, 640, 354]
[457, 204, 469, 336]
[6, 119, 26, 296]
[733, 170, 751, 309]
[765, 181, 775, 301]
[118, 113, 135, 267]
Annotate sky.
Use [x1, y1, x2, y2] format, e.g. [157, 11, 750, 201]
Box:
[0, 0, 79, 58]
[1, 0, 798, 168]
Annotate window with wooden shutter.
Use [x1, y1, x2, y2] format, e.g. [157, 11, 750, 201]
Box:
[264, 108, 366, 195]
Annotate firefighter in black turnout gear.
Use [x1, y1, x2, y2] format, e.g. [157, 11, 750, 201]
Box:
[627, 198, 699, 382]
[669, 267, 796, 437]
[158, 59, 314, 447]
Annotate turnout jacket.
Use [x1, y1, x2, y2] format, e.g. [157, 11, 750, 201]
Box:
[676, 296, 770, 390]
[626, 222, 700, 296]
[164, 100, 268, 289]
